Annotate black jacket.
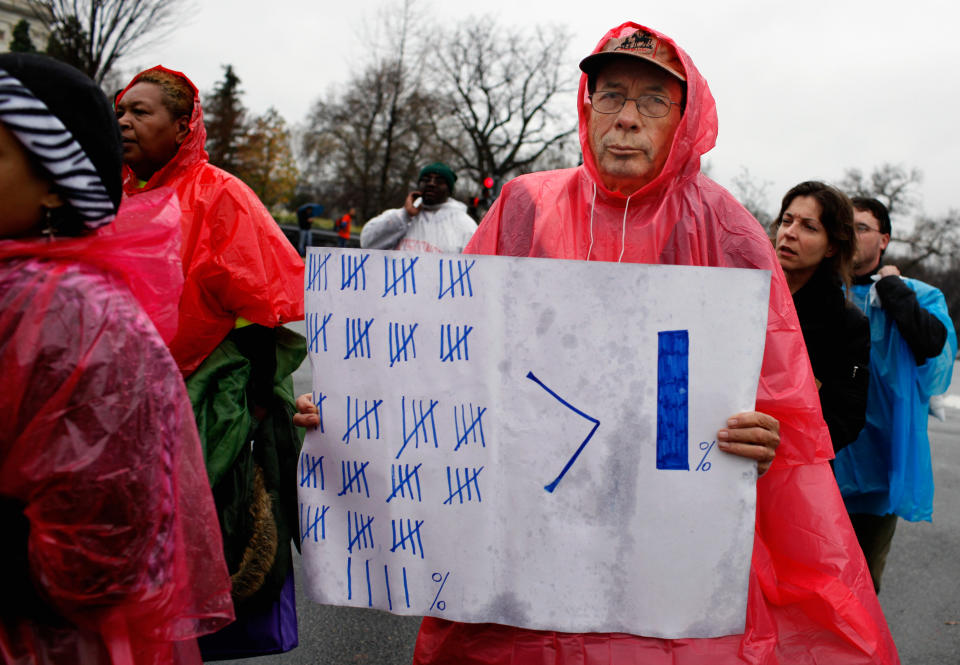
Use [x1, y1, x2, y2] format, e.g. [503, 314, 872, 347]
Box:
[855, 270, 948, 365]
[793, 267, 870, 454]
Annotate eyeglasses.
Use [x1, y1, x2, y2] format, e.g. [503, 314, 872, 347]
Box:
[854, 223, 883, 235]
[589, 91, 679, 118]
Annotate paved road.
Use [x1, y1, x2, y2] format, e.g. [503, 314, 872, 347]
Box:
[214, 333, 959, 664]
[879, 365, 960, 664]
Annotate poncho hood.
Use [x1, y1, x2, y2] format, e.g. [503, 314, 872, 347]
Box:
[117, 66, 304, 376]
[578, 22, 716, 205]
[118, 65, 208, 191]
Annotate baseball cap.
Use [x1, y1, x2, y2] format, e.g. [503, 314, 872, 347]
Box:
[579, 28, 686, 82]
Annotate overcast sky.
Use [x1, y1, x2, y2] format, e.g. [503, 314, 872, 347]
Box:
[134, 0, 959, 218]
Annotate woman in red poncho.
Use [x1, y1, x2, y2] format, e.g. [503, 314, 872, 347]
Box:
[116, 66, 306, 656]
[0, 53, 233, 664]
[115, 66, 304, 378]
[413, 22, 899, 665]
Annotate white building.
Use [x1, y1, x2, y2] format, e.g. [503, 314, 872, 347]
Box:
[0, 0, 50, 52]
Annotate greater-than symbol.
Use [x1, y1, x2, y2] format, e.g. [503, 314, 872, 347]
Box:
[526, 371, 600, 493]
[430, 571, 449, 611]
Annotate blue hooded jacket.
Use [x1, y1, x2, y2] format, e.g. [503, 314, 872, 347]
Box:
[834, 277, 957, 521]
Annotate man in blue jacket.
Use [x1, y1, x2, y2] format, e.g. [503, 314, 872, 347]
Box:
[834, 197, 957, 593]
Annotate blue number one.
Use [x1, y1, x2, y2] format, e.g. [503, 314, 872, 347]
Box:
[656, 330, 689, 470]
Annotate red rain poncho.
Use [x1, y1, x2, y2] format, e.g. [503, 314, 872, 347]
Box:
[414, 22, 899, 665]
[118, 66, 304, 376]
[0, 189, 234, 664]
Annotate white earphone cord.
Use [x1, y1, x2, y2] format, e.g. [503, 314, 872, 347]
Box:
[618, 192, 633, 263]
[586, 184, 633, 263]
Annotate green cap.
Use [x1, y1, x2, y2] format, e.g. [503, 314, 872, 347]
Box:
[419, 162, 457, 193]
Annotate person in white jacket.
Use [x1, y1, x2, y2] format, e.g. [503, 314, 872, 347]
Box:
[360, 162, 477, 253]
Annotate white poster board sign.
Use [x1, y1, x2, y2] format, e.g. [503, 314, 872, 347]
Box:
[298, 248, 770, 638]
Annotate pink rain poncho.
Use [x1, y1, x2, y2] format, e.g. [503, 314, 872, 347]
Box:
[118, 66, 304, 377]
[414, 22, 899, 665]
[0, 189, 234, 664]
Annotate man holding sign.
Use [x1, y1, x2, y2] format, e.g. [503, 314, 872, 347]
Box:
[413, 21, 898, 665]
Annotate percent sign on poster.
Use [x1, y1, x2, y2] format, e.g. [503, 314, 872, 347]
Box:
[298, 248, 771, 639]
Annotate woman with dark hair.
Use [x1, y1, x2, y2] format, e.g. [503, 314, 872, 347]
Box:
[0, 53, 233, 663]
[772, 180, 870, 453]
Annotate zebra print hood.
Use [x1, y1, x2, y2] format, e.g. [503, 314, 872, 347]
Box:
[0, 53, 122, 229]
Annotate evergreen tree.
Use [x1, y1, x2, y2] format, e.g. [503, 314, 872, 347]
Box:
[204, 64, 247, 175]
[9, 20, 37, 53]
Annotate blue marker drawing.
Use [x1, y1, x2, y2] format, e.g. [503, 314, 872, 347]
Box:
[365, 559, 373, 607]
[656, 330, 689, 470]
[430, 571, 449, 611]
[526, 371, 601, 493]
[347, 510, 375, 553]
[696, 441, 715, 471]
[344, 317, 374, 360]
[438, 258, 475, 299]
[383, 255, 418, 296]
[397, 397, 439, 459]
[388, 322, 418, 367]
[312, 391, 327, 433]
[342, 396, 383, 444]
[306, 312, 333, 353]
[347, 556, 352, 600]
[299, 502, 328, 544]
[341, 252, 368, 291]
[384, 565, 393, 610]
[403, 567, 410, 608]
[453, 403, 487, 451]
[385, 463, 424, 503]
[338, 459, 371, 498]
[443, 466, 484, 505]
[306, 251, 331, 291]
[299, 452, 324, 489]
[439, 323, 473, 362]
[390, 518, 426, 559]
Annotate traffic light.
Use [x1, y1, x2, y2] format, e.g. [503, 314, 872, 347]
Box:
[483, 176, 494, 189]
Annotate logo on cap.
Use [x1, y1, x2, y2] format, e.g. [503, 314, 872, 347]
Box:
[614, 30, 658, 56]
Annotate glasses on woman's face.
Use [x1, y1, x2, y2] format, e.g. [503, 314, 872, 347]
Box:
[589, 91, 679, 118]
[854, 223, 882, 235]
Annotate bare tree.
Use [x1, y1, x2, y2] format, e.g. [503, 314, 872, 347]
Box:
[428, 17, 577, 193]
[839, 163, 922, 219]
[31, 0, 186, 84]
[371, 0, 425, 211]
[300, 62, 441, 220]
[729, 166, 773, 226]
[896, 210, 960, 272]
[298, 0, 446, 219]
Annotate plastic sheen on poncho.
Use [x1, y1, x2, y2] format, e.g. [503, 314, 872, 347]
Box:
[117, 66, 304, 377]
[0, 189, 234, 664]
[414, 22, 899, 665]
[835, 278, 957, 522]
